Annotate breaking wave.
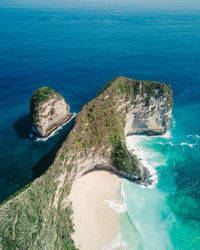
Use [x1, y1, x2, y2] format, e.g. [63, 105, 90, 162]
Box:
[126, 130, 171, 189]
[180, 142, 197, 148]
[104, 182, 127, 213]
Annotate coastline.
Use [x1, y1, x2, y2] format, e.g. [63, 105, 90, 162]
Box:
[0, 77, 173, 249]
[69, 170, 121, 250]
[125, 131, 171, 189]
[30, 112, 76, 141]
[69, 132, 171, 249]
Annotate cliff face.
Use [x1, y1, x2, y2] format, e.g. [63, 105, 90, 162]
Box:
[125, 81, 172, 136]
[30, 87, 71, 138]
[0, 77, 173, 249]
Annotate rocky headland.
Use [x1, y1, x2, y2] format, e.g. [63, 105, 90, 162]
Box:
[30, 86, 73, 138]
[0, 77, 173, 249]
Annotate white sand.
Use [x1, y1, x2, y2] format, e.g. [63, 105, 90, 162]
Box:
[69, 170, 120, 250]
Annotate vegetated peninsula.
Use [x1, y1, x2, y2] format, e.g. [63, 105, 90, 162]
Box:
[0, 77, 173, 249]
[30, 86, 73, 138]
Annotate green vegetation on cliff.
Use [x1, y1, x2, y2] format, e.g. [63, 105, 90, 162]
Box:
[0, 77, 173, 249]
[30, 86, 60, 123]
[31, 86, 57, 103]
[111, 137, 139, 174]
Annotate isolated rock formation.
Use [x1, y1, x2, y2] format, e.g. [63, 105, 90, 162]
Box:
[30, 87, 71, 138]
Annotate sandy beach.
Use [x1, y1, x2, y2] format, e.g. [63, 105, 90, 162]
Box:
[69, 170, 120, 250]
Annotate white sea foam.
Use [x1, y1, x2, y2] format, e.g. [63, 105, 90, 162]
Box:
[195, 134, 200, 139]
[187, 134, 200, 139]
[156, 140, 197, 148]
[159, 130, 172, 139]
[126, 130, 170, 189]
[104, 182, 127, 214]
[103, 184, 127, 250]
[180, 142, 196, 148]
[30, 113, 76, 141]
[154, 141, 163, 145]
[170, 113, 176, 129]
[172, 118, 176, 128]
[104, 199, 127, 214]
[155, 141, 173, 146]
[166, 142, 174, 146]
[120, 182, 126, 201]
[126, 136, 158, 189]
[186, 134, 194, 138]
[102, 233, 126, 250]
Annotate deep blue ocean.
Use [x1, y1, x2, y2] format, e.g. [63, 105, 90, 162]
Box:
[0, 3, 200, 249]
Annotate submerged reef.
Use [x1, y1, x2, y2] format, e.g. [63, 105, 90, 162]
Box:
[0, 77, 173, 249]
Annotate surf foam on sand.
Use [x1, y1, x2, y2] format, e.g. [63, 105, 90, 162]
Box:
[126, 131, 171, 189]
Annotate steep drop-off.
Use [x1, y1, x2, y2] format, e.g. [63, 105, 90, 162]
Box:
[0, 77, 173, 249]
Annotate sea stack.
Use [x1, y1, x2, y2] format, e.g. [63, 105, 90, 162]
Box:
[30, 86, 71, 138]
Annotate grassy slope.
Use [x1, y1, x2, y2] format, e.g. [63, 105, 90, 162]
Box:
[0, 77, 173, 249]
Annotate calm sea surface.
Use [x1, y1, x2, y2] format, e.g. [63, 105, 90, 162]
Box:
[0, 4, 200, 249]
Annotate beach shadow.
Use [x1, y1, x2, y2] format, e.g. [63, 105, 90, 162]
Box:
[14, 114, 31, 139]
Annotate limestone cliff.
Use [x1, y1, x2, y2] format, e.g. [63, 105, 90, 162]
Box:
[30, 86, 71, 138]
[125, 81, 172, 136]
[0, 77, 173, 249]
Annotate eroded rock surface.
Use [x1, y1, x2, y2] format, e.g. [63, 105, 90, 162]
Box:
[125, 81, 172, 136]
[30, 87, 71, 138]
[0, 77, 173, 250]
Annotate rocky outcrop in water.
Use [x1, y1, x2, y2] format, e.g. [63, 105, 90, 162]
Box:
[30, 87, 72, 138]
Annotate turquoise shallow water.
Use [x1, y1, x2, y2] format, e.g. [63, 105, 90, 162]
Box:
[119, 108, 200, 249]
[0, 3, 200, 249]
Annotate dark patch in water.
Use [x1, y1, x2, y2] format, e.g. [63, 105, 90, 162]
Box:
[14, 114, 31, 139]
[31, 118, 75, 180]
